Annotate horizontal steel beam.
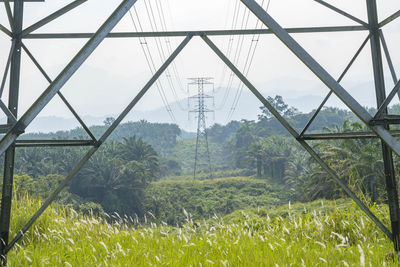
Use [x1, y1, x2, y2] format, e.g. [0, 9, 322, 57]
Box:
[23, 26, 367, 39]
[300, 130, 400, 140]
[22, 0, 87, 36]
[14, 139, 95, 147]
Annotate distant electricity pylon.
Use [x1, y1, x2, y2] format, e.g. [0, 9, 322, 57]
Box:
[188, 78, 215, 179]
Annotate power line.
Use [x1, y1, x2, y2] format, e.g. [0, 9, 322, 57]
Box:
[226, 0, 270, 122]
[215, 0, 242, 110]
[156, 0, 186, 95]
[145, 0, 187, 111]
[129, 5, 176, 122]
[225, 3, 252, 121]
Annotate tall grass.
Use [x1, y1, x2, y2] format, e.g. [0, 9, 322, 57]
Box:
[7, 194, 397, 266]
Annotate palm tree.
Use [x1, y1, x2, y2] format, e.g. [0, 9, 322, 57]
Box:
[313, 120, 384, 202]
[120, 136, 159, 180]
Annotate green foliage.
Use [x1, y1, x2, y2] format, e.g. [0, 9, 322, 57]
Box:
[70, 138, 157, 217]
[12, 174, 79, 205]
[22, 120, 181, 154]
[78, 201, 105, 217]
[7, 195, 396, 266]
[144, 177, 284, 225]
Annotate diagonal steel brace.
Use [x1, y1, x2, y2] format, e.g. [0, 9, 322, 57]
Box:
[21, 0, 88, 36]
[241, 0, 400, 158]
[4, 34, 193, 254]
[0, 0, 139, 156]
[201, 34, 392, 239]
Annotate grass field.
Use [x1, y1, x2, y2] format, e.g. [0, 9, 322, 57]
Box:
[7, 194, 398, 266]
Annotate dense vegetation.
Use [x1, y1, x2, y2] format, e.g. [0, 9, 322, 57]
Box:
[2, 95, 399, 264]
[3, 96, 398, 221]
[7, 194, 397, 266]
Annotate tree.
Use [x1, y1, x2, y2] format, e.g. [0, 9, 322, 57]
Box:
[258, 95, 298, 120]
[120, 136, 159, 180]
[103, 117, 115, 126]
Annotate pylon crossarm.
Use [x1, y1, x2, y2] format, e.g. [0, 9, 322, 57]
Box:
[4, 34, 193, 254]
[21, 0, 87, 36]
[379, 30, 399, 86]
[300, 34, 370, 137]
[3, 0, 15, 33]
[201, 34, 392, 240]
[21, 42, 97, 141]
[379, 10, 400, 28]
[0, 39, 15, 97]
[241, 0, 400, 157]
[0, 0, 139, 157]
[0, 23, 12, 37]
[313, 0, 368, 28]
[22, 26, 368, 39]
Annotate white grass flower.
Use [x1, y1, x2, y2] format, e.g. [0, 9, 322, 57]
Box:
[206, 259, 215, 265]
[358, 244, 365, 267]
[100, 241, 109, 254]
[315, 241, 326, 249]
[341, 260, 349, 267]
[319, 257, 327, 263]
[25, 255, 32, 263]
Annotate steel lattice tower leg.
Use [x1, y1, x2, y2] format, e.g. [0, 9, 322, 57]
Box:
[0, 1, 23, 264]
[367, 0, 400, 252]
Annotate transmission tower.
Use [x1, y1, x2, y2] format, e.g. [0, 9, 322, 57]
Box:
[188, 78, 214, 179]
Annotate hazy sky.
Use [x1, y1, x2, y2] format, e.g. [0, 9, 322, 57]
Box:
[0, 0, 399, 130]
